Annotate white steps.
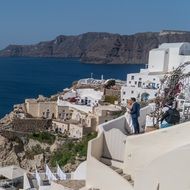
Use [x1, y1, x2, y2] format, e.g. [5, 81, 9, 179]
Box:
[100, 157, 134, 186]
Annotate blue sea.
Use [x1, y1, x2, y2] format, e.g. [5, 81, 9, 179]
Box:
[0, 57, 145, 118]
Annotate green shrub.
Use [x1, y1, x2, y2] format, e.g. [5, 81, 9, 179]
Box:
[29, 132, 55, 145]
[50, 132, 97, 167]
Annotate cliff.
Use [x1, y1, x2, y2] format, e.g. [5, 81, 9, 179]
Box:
[1, 30, 190, 64]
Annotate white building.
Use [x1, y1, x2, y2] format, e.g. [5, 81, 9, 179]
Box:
[78, 77, 105, 86]
[149, 42, 190, 73]
[58, 88, 103, 107]
[76, 88, 103, 107]
[93, 104, 122, 124]
[61, 89, 76, 100]
[52, 119, 91, 138]
[57, 99, 93, 114]
[121, 70, 161, 105]
[25, 98, 57, 119]
[121, 42, 190, 105]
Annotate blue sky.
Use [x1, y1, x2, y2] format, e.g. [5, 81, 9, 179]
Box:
[0, 0, 190, 49]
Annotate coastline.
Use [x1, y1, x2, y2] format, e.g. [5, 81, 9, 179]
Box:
[0, 57, 145, 118]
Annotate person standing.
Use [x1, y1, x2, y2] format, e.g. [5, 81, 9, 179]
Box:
[130, 98, 140, 134]
[125, 99, 134, 134]
[160, 100, 180, 128]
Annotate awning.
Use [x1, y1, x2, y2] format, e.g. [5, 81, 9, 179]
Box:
[0, 165, 26, 179]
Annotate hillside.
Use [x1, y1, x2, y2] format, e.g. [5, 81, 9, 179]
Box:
[1, 30, 190, 64]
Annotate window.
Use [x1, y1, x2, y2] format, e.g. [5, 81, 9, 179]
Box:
[139, 78, 142, 80]
[123, 91, 126, 95]
[135, 81, 137, 85]
[131, 76, 134, 80]
[122, 99, 125, 101]
[131, 91, 134, 94]
[129, 81, 131, 84]
[138, 82, 142, 87]
[153, 78, 155, 81]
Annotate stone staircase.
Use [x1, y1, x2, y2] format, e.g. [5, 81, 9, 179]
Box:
[100, 157, 134, 186]
[110, 165, 134, 186]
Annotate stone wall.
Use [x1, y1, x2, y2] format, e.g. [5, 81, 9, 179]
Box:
[12, 118, 52, 133]
[104, 88, 121, 98]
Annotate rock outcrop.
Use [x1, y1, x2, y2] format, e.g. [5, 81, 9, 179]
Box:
[1, 30, 190, 64]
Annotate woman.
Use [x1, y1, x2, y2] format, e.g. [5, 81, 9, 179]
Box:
[125, 99, 134, 134]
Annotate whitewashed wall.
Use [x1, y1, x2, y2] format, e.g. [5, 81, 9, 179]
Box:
[134, 143, 190, 190]
[85, 133, 133, 190]
[123, 121, 190, 179]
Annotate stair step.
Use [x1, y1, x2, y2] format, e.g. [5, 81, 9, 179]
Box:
[100, 157, 123, 169]
[114, 168, 123, 175]
[109, 165, 118, 170]
[123, 174, 132, 181]
[122, 174, 134, 185]
[101, 157, 134, 186]
[109, 166, 123, 174]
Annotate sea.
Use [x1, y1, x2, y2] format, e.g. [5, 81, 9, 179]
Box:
[0, 57, 145, 118]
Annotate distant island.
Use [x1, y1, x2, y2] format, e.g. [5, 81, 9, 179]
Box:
[1, 30, 190, 64]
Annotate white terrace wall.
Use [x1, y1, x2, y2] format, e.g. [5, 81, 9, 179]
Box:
[123, 121, 190, 179]
[138, 105, 152, 131]
[73, 161, 86, 180]
[100, 116, 128, 162]
[99, 106, 151, 163]
[84, 106, 152, 190]
[100, 115, 127, 134]
[85, 133, 133, 190]
[134, 143, 190, 190]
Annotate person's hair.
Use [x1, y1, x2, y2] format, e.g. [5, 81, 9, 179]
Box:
[167, 99, 173, 106]
[131, 97, 136, 102]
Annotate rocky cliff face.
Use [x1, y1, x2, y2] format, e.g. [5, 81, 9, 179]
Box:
[1, 30, 190, 64]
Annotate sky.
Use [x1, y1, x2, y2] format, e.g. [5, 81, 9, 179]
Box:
[0, 0, 190, 49]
